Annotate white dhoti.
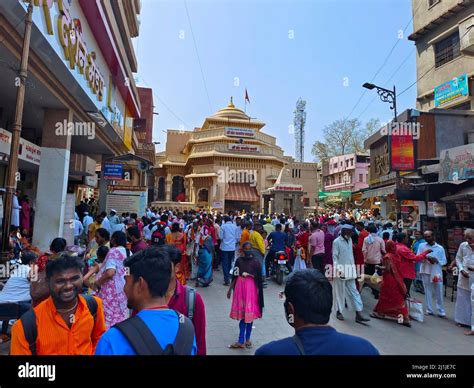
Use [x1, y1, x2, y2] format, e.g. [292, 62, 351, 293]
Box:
[334, 278, 363, 313]
[455, 287, 472, 326]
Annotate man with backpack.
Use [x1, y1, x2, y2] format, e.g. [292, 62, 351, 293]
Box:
[95, 246, 197, 355]
[10, 254, 106, 355]
[163, 245, 207, 355]
[150, 214, 171, 246]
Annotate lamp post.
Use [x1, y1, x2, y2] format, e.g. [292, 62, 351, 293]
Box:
[362, 82, 401, 226]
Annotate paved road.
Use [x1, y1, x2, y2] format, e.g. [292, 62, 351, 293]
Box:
[1, 269, 472, 356]
[200, 269, 473, 355]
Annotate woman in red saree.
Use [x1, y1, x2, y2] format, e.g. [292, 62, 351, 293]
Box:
[166, 222, 190, 285]
[371, 240, 411, 327]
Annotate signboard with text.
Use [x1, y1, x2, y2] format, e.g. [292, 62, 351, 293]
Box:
[391, 134, 415, 171]
[228, 144, 260, 153]
[103, 163, 124, 180]
[434, 73, 469, 107]
[439, 143, 474, 182]
[225, 127, 255, 138]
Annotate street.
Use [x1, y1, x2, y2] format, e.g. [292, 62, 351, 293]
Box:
[200, 270, 473, 355]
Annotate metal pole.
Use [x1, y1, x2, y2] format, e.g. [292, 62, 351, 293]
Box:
[2, 2, 34, 252]
[393, 85, 402, 229]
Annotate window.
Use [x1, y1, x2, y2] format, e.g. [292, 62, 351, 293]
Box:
[338, 176, 342, 184]
[340, 161, 343, 167]
[428, 0, 440, 7]
[303, 198, 310, 206]
[299, 169, 301, 178]
[333, 163, 337, 169]
[435, 31, 460, 68]
[366, 173, 369, 182]
[359, 174, 363, 182]
[345, 160, 349, 168]
[351, 158, 354, 166]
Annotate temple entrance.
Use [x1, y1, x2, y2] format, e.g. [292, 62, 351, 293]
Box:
[172, 176, 185, 201]
[157, 177, 165, 201]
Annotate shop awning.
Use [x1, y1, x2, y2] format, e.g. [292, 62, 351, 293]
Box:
[318, 191, 351, 200]
[225, 183, 260, 202]
[361, 185, 396, 199]
[440, 186, 474, 202]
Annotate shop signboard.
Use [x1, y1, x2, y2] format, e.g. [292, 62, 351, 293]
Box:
[106, 189, 147, 216]
[212, 201, 223, 209]
[0, 128, 41, 166]
[369, 138, 391, 185]
[225, 127, 255, 138]
[439, 143, 474, 182]
[103, 163, 124, 180]
[434, 73, 469, 107]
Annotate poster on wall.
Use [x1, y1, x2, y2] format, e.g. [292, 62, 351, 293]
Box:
[427, 202, 447, 217]
[439, 143, 474, 182]
[106, 190, 147, 216]
[391, 134, 415, 171]
[401, 200, 424, 230]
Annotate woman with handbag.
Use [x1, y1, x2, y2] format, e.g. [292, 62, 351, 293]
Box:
[371, 240, 411, 327]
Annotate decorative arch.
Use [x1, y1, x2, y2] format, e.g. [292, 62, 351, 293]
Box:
[197, 188, 209, 202]
[172, 175, 185, 202]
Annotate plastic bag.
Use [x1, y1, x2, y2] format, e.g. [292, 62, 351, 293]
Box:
[406, 297, 424, 322]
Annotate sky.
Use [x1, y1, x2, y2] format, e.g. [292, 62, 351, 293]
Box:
[133, 0, 417, 161]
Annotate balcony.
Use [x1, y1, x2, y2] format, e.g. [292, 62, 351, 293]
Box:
[460, 15, 474, 55]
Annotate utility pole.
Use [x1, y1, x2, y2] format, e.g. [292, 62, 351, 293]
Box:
[2, 1, 34, 252]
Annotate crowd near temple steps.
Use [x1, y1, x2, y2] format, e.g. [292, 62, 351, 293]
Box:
[0, 0, 473, 357]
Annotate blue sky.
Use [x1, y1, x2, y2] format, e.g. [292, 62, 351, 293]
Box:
[134, 0, 416, 161]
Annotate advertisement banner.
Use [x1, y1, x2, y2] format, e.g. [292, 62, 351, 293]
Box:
[434, 73, 469, 107]
[428, 202, 447, 217]
[439, 143, 474, 182]
[391, 134, 415, 171]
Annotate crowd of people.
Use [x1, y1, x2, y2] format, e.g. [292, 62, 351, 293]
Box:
[0, 203, 472, 356]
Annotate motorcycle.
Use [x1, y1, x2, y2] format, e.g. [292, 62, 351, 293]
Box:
[272, 250, 289, 285]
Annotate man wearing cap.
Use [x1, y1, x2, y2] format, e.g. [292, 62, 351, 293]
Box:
[108, 209, 122, 233]
[332, 224, 370, 323]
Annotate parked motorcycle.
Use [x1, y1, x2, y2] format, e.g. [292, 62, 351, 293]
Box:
[272, 250, 289, 285]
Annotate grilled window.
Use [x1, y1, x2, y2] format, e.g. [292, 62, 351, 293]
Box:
[435, 31, 460, 68]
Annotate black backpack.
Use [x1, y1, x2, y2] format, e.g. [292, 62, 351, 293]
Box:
[19, 295, 98, 355]
[151, 223, 166, 246]
[114, 311, 195, 355]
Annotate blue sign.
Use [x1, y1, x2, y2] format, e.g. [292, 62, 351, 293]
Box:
[103, 163, 123, 179]
[434, 73, 469, 107]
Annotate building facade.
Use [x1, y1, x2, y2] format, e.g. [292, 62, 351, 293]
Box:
[153, 99, 318, 217]
[322, 154, 370, 193]
[409, 0, 474, 111]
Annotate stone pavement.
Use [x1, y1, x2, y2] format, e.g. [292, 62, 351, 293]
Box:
[1, 269, 472, 356]
[199, 269, 474, 355]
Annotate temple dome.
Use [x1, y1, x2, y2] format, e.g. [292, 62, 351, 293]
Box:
[210, 97, 250, 120]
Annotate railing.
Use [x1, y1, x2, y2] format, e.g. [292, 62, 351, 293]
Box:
[190, 143, 284, 157]
[191, 127, 277, 145]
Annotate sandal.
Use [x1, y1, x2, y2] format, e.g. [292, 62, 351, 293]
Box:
[229, 342, 245, 349]
[0, 334, 10, 344]
[245, 340, 252, 349]
[370, 312, 384, 319]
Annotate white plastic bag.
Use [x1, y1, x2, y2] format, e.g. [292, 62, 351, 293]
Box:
[407, 298, 424, 322]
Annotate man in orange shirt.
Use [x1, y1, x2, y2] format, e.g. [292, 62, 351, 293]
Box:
[240, 222, 251, 249]
[11, 254, 106, 355]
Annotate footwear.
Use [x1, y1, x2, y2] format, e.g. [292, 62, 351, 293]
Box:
[425, 311, 434, 316]
[229, 342, 245, 349]
[370, 312, 384, 319]
[245, 340, 252, 349]
[336, 311, 345, 321]
[438, 314, 446, 319]
[355, 312, 370, 323]
[223, 282, 230, 286]
[0, 334, 10, 344]
[400, 320, 412, 328]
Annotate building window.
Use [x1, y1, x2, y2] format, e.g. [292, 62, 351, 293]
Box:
[435, 31, 460, 68]
[333, 163, 337, 169]
[366, 173, 369, 182]
[359, 174, 363, 182]
[351, 158, 354, 166]
[428, 0, 440, 7]
[303, 198, 309, 206]
[299, 169, 301, 178]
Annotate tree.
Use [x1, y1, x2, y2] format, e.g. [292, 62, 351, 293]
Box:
[311, 118, 380, 162]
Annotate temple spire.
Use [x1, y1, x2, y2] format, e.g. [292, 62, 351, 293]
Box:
[228, 96, 235, 108]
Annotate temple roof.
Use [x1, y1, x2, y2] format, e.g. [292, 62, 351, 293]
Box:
[209, 97, 250, 121]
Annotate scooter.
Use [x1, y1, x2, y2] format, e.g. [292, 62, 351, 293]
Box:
[272, 250, 289, 285]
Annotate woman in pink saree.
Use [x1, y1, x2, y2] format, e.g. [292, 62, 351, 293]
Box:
[90, 231, 129, 329]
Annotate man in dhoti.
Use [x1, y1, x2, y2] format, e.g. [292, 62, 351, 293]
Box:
[11, 190, 21, 227]
[454, 229, 474, 335]
[332, 224, 370, 324]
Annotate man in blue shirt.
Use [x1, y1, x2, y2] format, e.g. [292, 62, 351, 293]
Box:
[266, 223, 288, 276]
[95, 246, 197, 355]
[255, 269, 379, 355]
[219, 216, 238, 286]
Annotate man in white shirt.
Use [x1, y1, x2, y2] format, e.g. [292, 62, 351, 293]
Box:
[454, 229, 474, 335]
[83, 212, 93, 234]
[417, 230, 447, 317]
[219, 216, 237, 286]
[74, 216, 84, 245]
[332, 225, 370, 324]
[100, 211, 112, 234]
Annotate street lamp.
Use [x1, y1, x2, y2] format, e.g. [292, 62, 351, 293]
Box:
[362, 82, 401, 225]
